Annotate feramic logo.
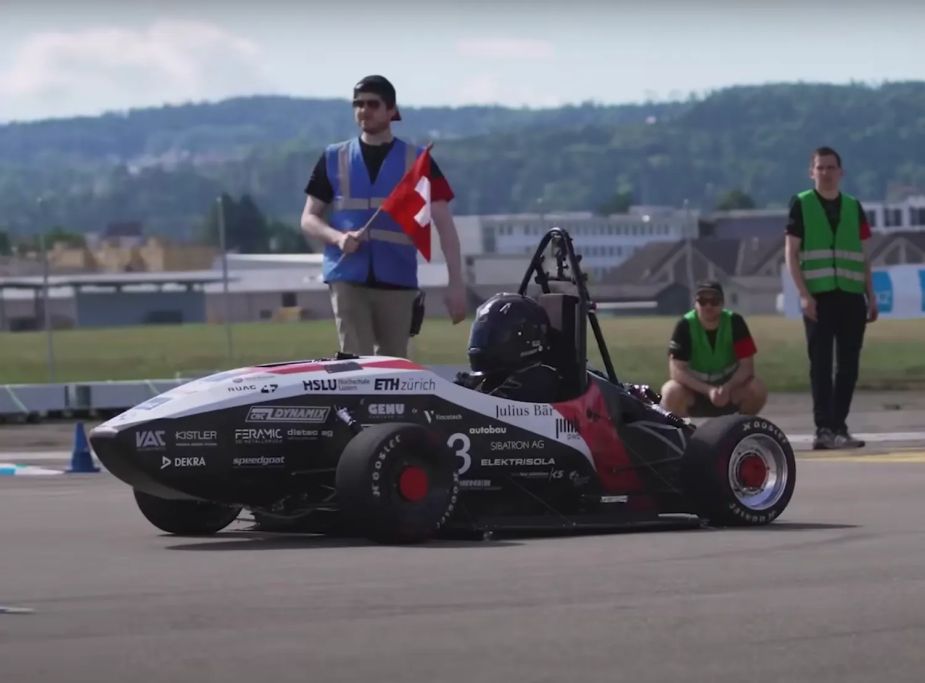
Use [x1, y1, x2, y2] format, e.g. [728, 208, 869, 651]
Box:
[303, 379, 337, 392]
[246, 405, 330, 424]
[234, 428, 283, 444]
[136, 430, 166, 449]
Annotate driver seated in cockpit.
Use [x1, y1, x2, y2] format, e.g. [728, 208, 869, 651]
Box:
[454, 293, 561, 403]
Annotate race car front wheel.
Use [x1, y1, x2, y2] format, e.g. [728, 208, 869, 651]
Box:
[336, 423, 459, 544]
[133, 489, 242, 535]
[681, 415, 796, 526]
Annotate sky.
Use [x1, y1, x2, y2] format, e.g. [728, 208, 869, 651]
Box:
[1, 0, 924, 123]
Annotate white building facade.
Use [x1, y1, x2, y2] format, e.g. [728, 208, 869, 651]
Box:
[863, 195, 925, 232]
[470, 207, 699, 278]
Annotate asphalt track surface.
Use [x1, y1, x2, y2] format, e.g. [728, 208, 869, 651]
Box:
[2, 391, 925, 682]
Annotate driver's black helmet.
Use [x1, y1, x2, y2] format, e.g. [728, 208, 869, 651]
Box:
[467, 293, 551, 375]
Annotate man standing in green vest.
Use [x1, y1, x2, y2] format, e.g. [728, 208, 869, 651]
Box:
[660, 280, 768, 418]
[784, 146, 878, 450]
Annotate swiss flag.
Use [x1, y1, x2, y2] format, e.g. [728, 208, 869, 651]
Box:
[378, 143, 434, 261]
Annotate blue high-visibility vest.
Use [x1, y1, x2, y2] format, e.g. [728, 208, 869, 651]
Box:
[322, 137, 420, 287]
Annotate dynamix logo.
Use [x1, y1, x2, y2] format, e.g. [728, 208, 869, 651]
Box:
[246, 406, 331, 424]
[873, 271, 893, 314]
[136, 430, 166, 449]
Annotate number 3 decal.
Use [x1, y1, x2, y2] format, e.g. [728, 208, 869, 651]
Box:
[447, 433, 471, 475]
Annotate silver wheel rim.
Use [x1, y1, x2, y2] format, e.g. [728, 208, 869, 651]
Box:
[727, 433, 789, 510]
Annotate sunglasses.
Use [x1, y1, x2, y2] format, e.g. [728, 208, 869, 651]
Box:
[696, 297, 722, 306]
[352, 98, 383, 110]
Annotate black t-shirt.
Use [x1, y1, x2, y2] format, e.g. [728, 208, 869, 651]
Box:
[785, 191, 870, 240]
[304, 138, 448, 203]
[668, 313, 754, 363]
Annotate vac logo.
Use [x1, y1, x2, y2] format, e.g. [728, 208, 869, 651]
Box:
[303, 379, 337, 392]
[136, 430, 166, 449]
[246, 406, 330, 424]
[872, 271, 893, 313]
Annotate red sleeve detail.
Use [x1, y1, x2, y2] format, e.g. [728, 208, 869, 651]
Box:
[860, 220, 871, 240]
[431, 176, 455, 203]
[733, 336, 757, 360]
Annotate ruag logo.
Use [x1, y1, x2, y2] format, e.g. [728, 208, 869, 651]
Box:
[234, 428, 283, 445]
[246, 406, 330, 424]
[136, 430, 166, 450]
[174, 430, 218, 448]
[303, 379, 337, 392]
[227, 384, 257, 393]
[873, 271, 893, 314]
[368, 403, 405, 417]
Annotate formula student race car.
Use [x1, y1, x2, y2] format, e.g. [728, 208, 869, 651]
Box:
[89, 227, 796, 544]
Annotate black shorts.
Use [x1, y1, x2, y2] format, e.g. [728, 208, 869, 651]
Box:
[690, 391, 739, 418]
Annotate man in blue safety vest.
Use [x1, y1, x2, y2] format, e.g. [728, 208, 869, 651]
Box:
[300, 75, 467, 358]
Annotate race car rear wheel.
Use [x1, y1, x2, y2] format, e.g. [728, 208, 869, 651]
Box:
[133, 489, 242, 535]
[336, 423, 459, 544]
[682, 415, 795, 526]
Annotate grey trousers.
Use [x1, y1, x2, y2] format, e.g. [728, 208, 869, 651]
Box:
[329, 281, 417, 358]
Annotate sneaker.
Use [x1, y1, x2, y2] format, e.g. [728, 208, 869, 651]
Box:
[812, 428, 837, 450]
[834, 430, 865, 448]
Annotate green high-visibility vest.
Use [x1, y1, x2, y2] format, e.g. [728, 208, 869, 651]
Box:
[797, 190, 866, 294]
[684, 309, 739, 384]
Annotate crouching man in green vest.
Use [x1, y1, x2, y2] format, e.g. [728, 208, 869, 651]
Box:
[660, 281, 767, 417]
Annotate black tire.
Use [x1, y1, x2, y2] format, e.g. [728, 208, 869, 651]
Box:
[682, 414, 796, 526]
[335, 423, 459, 544]
[133, 489, 241, 535]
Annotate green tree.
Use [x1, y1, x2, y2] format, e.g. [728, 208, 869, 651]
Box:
[595, 190, 634, 215]
[200, 193, 273, 253]
[715, 189, 756, 210]
[267, 220, 309, 253]
[0, 229, 10, 255]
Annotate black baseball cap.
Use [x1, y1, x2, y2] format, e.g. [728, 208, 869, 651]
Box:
[353, 75, 401, 121]
[695, 280, 724, 299]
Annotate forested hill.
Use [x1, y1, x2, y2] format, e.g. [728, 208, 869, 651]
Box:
[1, 81, 923, 240]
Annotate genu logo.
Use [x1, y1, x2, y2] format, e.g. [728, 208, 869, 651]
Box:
[136, 430, 166, 449]
[368, 403, 405, 416]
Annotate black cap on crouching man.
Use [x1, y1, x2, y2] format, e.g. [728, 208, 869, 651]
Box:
[695, 280, 724, 300]
[353, 75, 402, 121]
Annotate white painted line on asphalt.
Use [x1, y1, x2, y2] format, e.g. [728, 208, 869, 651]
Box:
[787, 431, 925, 445]
[0, 463, 63, 476]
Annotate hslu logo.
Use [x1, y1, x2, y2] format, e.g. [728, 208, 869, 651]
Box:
[136, 430, 166, 449]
